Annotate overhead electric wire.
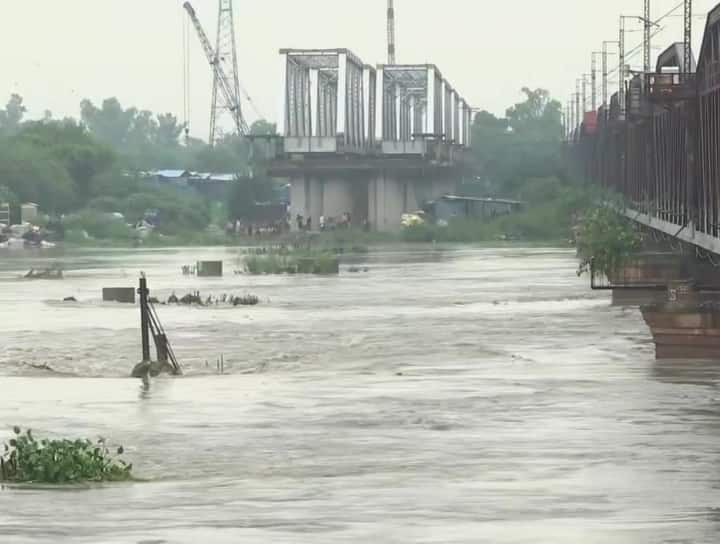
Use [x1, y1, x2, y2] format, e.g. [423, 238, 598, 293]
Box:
[589, 0, 699, 89]
[605, 1, 686, 79]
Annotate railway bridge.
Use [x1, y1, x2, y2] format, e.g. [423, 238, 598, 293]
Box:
[572, 4, 720, 360]
[261, 49, 473, 232]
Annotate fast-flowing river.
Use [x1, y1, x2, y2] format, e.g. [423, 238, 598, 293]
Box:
[0, 246, 719, 543]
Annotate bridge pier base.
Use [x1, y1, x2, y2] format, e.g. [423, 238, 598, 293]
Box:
[607, 252, 688, 307]
[604, 253, 720, 360]
[611, 288, 667, 307]
[282, 162, 460, 232]
[641, 284, 720, 360]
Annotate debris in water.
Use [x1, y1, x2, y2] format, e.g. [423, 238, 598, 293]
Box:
[24, 267, 63, 280]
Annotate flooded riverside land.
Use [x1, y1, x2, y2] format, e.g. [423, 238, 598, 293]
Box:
[1, 246, 719, 543]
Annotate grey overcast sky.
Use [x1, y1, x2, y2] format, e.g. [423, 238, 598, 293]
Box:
[0, 0, 716, 140]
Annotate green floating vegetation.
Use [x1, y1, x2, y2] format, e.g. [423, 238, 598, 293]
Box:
[1, 427, 133, 484]
[244, 253, 339, 275]
[576, 205, 644, 277]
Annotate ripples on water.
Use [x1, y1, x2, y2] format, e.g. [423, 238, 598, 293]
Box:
[0, 246, 719, 543]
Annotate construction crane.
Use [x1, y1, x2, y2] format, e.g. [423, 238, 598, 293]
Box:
[183, 1, 249, 143]
[387, 0, 397, 64]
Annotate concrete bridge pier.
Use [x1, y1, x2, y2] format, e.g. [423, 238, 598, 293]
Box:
[368, 174, 407, 232]
[609, 253, 720, 359]
[290, 177, 358, 230]
[368, 174, 457, 231]
[641, 283, 720, 360]
[283, 167, 460, 232]
[608, 252, 687, 307]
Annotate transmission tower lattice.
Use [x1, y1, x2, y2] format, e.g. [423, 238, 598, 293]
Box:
[184, 1, 248, 144]
[211, 0, 244, 144]
[684, 0, 692, 74]
[387, 0, 397, 64]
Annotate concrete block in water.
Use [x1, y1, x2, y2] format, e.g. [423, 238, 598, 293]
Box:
[103, 287, 136, 304]
[196, 261, 223, 277]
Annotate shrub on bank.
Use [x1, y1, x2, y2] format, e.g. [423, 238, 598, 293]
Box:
[1, 427, 133, 484]
[244, 252, 340, 275]
[402, 178, 599, 244]
[63, 210, 135, 241]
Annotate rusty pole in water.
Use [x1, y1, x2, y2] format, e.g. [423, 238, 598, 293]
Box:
[139, 277, 151, 362]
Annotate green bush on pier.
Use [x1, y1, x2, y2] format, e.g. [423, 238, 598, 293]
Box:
[576, 205, 643, 277]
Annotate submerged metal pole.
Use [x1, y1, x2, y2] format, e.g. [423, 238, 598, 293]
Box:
[139, 277, 151, 362]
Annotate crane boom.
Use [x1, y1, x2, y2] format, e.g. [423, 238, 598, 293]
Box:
[183, 1, 249, 137]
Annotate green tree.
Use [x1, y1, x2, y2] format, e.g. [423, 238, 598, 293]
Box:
[15, 121, 115, 203]
[0, 185, 19, 205]
[80, 97, 137, 148]
[0, 141, 76, 211]
[126, 109, 155, 150]
[505, 88, 561, 133]
[194, 135, 250, 173]
[227, 175, 276, 220]
[469, 87, 564, 197]
[249, 119, 277, 136]
[0, 94, 27, 135]
[155, 113, 183, 147]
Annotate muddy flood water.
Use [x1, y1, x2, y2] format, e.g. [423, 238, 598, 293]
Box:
[0, 246, 719, 543]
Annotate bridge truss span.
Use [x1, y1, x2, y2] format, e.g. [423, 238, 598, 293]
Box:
[575, 5, 720, 256]
[276, 48, 471, 160]
[278, 49, 374, 154]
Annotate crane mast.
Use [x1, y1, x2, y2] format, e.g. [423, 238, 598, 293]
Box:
[183, 1, 248, 142]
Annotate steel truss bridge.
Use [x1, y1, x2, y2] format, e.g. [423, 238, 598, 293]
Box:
[574, 4, 720, 256]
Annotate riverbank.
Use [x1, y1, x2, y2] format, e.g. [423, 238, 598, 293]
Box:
[49, 176, 595, 249]
[56, 208, 581, 249]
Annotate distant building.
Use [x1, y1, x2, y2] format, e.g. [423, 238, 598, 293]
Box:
[155, 170, 191, 182]
[139, 170, 195, 196]
[21, 202, 39, 224]
[188, 173, 237, 199]
[426, 195, 524, 223]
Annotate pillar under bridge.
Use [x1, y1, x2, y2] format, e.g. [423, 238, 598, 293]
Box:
[275, 159, 462, 232]
[596, 249, 720, 360]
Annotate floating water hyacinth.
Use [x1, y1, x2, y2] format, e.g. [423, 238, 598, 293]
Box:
[1, 427, 133, 484]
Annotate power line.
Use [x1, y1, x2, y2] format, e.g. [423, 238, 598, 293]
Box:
[606, 1, 685, 79]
